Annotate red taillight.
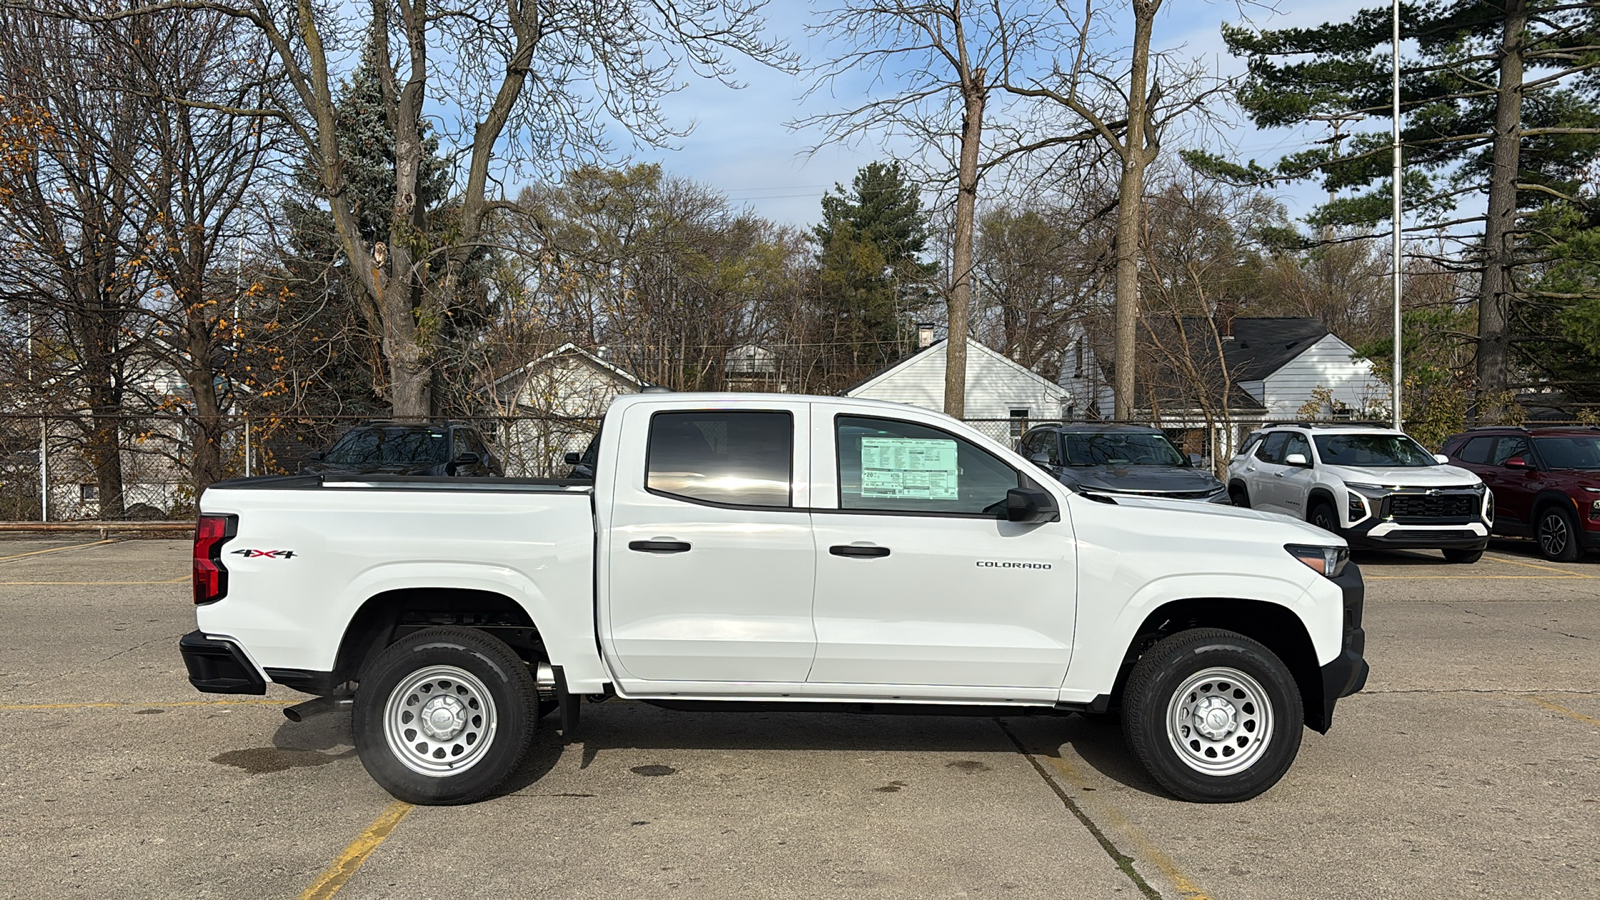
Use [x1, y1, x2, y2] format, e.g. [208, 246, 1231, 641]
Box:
[193, 514, 235, 604]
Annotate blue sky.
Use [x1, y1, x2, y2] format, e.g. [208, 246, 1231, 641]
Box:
[616, 0, 1376, 230]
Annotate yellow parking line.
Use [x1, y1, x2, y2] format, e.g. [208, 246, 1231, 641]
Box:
[0, 699, 285, 711]
[1525, 696, 1600, 728]
[1368, 574, 1583, 580]
[299, 801, 414, 900]
[0, 539, 115, 562]
[1483, 554, 1597, 577]
[1041, 755, 1211, 900]
[0, 577, 187, 585]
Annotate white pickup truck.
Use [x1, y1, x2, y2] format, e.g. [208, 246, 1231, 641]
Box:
[181, 393, 1367, 805]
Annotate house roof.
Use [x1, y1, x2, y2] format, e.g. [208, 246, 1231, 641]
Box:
[845, 337, 1071, 401]
[1221, 318, 1331, 382]
[491, 342, 642, 393]
[1131, 317, 1340, 413]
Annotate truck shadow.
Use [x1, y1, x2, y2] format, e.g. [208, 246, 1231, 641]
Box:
[498, 700, 1163, 798]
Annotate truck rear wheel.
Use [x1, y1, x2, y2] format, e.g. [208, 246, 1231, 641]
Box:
[353, 626, 537, 805]
[1122, 628, 1302, 802]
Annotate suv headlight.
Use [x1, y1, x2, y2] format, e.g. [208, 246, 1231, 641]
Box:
[1286, 544, 1350, 578]
[1343, 482, 1388, 494]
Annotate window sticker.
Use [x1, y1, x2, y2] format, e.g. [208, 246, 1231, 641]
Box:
[860, 437, 959, 499]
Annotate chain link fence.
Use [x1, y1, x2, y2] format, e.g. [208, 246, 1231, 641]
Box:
[5, 410, 1581, 523]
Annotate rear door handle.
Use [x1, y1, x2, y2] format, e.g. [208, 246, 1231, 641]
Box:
[629, 540, 691, 554]
[830, 544, 890, 558]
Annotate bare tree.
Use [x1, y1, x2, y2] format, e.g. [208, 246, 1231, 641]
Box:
[1001, 0, 1229, 421]
[799, 1, 1088, 417]
[16, 0, 792, 419]
[118, 10, 282, 491]
[0, 7, 154, 516]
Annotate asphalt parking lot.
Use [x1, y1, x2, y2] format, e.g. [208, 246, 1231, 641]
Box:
[1, 538, 1597, 899]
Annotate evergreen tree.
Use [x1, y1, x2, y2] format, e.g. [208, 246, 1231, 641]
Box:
[812, 161, 936, 377]
[1204, 1, 1600, 418]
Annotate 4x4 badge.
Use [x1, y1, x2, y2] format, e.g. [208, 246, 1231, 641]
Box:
[230, 549, 297, 559]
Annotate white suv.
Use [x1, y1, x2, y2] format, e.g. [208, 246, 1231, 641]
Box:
[1227, 423, 1492, 563]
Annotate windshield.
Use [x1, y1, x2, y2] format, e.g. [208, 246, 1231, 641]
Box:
[1312, 434, 1437, 468]
[1061, 432, 1184, 467]
[1533, 436, 1600, 470]
[323, 427, 451, 465]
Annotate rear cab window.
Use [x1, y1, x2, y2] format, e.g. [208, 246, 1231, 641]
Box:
[645, 410, 793, 507]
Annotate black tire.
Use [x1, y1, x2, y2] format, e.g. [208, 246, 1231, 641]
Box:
[1536, 504, 1583, 562]
[353, 626, 537, 805]
[1308, 500, 1340, 534]
[1229, 484, 1251, 508]
[1122, 628, 1303, 803]
[1441, 547, 1483, 564]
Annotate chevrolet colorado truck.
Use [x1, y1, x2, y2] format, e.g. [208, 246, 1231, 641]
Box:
[180, 393, 1368, 805]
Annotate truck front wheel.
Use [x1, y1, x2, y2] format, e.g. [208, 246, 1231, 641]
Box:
[353, 626, 537, 805]
[1122, 628, 1302, 802]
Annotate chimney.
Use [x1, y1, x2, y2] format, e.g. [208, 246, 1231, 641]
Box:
[1215, 297, 1237, 340]
[917, 323, 936, 349]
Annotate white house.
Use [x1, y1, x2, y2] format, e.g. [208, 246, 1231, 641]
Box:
[489, 343, 641, 475]
[1060, 317, 1387, 460]
[846, 337, 1073, 445]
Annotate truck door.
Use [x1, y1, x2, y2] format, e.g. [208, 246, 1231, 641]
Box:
[603, 401, 816, 684]
[807, 409, 1076, 694]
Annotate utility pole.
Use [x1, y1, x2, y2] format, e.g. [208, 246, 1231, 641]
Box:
[1391, 0, 1404, 431]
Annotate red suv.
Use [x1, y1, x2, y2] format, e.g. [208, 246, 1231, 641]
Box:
[1440, 427, 1600, 561]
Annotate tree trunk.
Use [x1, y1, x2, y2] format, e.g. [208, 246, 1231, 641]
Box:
[1475, 0, 1525, 423]
[1113, 3, 1157, 421]
[945, 67, 986, 419]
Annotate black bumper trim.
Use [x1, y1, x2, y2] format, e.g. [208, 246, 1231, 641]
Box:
[1307, 566, 1369, 733]
[264, 668, 344, 696]
[179, 630, 266, 695]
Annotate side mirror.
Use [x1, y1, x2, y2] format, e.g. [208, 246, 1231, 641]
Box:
[306, 451, 325, 461]
[1029, 452, 1053, 470]
[564, 452, 582, 465]
[1284, 452, 1309, 467]
[1005, 487, 1058, 523]
[1504, 456, 1531, 469]
[1434, 453, 1450, 464]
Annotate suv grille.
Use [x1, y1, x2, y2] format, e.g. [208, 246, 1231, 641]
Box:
[1387, 492, 1477, 522]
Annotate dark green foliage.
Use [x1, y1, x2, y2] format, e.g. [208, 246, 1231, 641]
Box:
[1217, 1, 1600, 228]
[812, 162, 937, 374]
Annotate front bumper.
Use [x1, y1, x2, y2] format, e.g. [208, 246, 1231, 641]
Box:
[179, 630, 266, 694]
[1307, 565, 1369, 733]
[1344, 519, 1489, 551]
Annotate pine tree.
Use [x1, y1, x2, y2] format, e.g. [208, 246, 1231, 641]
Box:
[1206, 1, 1600, 419]
[812, 161, 936, 378]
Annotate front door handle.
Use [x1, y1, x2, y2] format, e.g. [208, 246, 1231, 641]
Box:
[830, 544, 890, 558]
[629, 540, 691, 554]
[1273, 470, 1286, 477]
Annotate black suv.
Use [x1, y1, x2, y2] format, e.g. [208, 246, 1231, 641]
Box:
[1018, 424, 1228, 502]
[303, 422, 504, 477]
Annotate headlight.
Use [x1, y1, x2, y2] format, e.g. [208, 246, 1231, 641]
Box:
[1286, 544, 1349, 578]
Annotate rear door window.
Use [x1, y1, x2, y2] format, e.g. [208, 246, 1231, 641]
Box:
[646, 411, 793, 508]
[1255, 432, 1288, 465]
[1457, 437, 1493, 465]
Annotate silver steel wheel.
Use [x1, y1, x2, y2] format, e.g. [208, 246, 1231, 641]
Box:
[1165, 666, 1274, 776]
[383, 664, 498, 777]
[1540, 512, 1570, 558]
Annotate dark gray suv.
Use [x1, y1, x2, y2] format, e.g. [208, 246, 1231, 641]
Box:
[1018, 424, 1229, 503]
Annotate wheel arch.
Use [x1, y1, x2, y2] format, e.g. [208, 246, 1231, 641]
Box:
[334, 587, 541, 684]
[1110, 597, 1328, 732]
[1531, 490, 1579, 522]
